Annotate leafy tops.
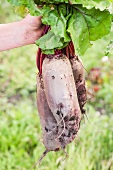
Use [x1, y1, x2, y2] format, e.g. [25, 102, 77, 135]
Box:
[7, 0, 113, 55]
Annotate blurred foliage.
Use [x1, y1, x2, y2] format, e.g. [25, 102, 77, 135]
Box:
[82, 23, 113, 115]
[0, 0, 113, 170]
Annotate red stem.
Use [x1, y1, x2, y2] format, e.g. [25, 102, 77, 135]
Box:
[36, 26, 76, 74]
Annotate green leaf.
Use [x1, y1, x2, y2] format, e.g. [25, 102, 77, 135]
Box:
[14, 6, 28, 17]
[7, 0, 41, 15]
[67, 5, 112, 55]
[42, 4, 71, 42]
[35, 31, 64, 54]
[69, 0, 113, 11]
[37, 0, 68, 3]
[7, 0, 113, 56]
[7, 0, 29, 6]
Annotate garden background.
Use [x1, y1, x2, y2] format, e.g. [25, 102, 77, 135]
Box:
[0, 0, 113, 169]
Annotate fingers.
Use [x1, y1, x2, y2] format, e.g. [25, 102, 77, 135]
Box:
[37, 24, 45, 38]
[24, 14, 43, 30]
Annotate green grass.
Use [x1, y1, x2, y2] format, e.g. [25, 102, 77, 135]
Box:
[0, 0, 113, 169]
[0, 102, 113, 170]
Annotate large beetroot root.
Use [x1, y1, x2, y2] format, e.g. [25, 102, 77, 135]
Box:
[36, 53, 87, 165]
[42, 54, 81, 148]
[37, 74, 61, 151]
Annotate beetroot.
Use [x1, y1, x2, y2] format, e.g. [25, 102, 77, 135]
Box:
[70, 56, 87, 114]
[36, 42, 87, 164]
[37, 54, 81, 152]
[37, 74, 61, 151]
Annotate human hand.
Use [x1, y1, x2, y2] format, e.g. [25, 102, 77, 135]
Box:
[21, 14, 45, 44]
[0, 14, 45, 52]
